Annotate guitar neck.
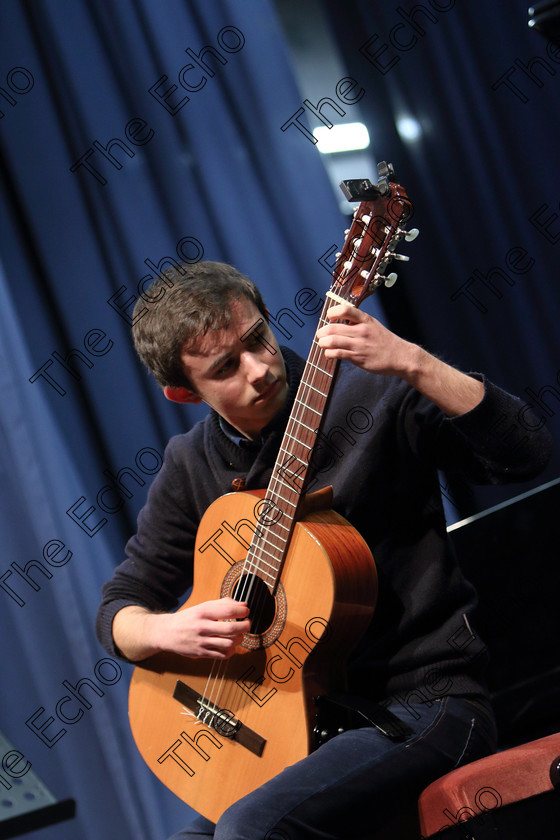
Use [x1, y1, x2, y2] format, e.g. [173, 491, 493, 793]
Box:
[242, 166, 414, 591]
[271, 297, 341, 502]
[243, 296, 341, 590]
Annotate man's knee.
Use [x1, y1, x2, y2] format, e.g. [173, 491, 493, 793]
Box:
[215, 798, 285, 840]
[214, 804, 250, 840]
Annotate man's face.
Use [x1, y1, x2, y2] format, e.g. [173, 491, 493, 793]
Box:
[178, 297, 288, 440]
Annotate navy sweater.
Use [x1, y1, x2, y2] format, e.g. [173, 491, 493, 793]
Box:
[96, 348, 551, 702]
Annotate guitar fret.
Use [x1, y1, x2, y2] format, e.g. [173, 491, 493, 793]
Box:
[258, 491, 299, 512]
[271, 518, 291, 535]
[271, 477, 305, 504]
[289, 417, 317, 435]
[268, 482, 298, 512]
[258, 503, 297, 527]
[289, 404, 318, 423]
[281, 431, 313, 450]
[276, 447, 308, 467]
[253, 516, 292, 538]
[247, 541, 278, 568]
[244, 552, 278, 576]
[306, 359, 333, 378]
[253, 539, 287, 570]
[249, 542, 285, 570]
[293, 398, 322, 416]
[299, 381, 328, 398]
[267, 488, 302, 513]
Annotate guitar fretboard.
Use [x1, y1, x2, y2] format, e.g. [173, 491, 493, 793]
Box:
[240, 179, 413, 591]
[243, 296, 342, 589]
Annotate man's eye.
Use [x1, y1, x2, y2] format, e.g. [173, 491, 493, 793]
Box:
[216, 359, 234, 376]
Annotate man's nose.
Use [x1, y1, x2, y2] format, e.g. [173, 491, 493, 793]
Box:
[243, 352, 269, 383]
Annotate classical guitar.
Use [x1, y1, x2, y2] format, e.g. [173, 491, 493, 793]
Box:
[128, 162, 416, 822]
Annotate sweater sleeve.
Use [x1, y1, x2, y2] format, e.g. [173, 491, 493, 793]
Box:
[399, 374, 553, 483]
[95, 434, 201, 659]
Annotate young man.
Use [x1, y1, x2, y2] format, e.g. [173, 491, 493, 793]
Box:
[97, 260, 551, 839]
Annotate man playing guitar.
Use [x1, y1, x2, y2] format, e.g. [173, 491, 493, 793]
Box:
[97, 254, 550, 839]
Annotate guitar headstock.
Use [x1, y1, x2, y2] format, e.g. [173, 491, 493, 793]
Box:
[332, 161, 417, 306]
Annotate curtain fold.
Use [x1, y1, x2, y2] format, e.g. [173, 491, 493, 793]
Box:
[323, 0, 559, 516]
[0, 1, 346, 837]
[1, 2, 558, 838]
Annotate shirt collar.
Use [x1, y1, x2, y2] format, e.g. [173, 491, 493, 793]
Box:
[218, 415, 261, 449]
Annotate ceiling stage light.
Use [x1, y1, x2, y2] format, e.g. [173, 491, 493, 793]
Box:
[313, 122, 370, 154]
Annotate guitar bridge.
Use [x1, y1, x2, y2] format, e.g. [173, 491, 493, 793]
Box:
[173, 680, 266, 757]
[196, 698, 241, 739]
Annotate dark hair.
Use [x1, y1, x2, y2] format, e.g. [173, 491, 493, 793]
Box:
[131, 261, 267, 388]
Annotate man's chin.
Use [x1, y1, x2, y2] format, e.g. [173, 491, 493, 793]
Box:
[254, 379, 288, 423]
[254, 377, 286, 406]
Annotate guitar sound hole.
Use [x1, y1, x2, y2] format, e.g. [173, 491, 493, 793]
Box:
[232, 573, 276, 635]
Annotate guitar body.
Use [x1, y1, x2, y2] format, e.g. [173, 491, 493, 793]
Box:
[129, 489, 377, 823]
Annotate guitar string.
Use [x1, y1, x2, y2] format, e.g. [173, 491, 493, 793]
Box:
[197, 240, 371, 725]
[232, 299, 337, 605]
[202, 196, 413, 728]
[195, 200, 396, 727]
[242, 192, 412, 640]
[199, 295, 343, 723]
[232, 209, 374, 606]
[195, 300, 337, 725]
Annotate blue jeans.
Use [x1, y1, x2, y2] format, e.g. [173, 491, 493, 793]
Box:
[168, 695, 497, 840]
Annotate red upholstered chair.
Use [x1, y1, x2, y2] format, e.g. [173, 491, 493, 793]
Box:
[418, 732, 560, 838]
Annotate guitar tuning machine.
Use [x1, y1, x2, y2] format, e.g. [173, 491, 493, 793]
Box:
[369, 271, 398, 290]
[396, 226, 419, 242]
[390, 226, 420, 244]
[385, 241, 409, 263]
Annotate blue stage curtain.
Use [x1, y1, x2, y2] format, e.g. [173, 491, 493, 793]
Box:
[0, 1, 347, 838]
[323, 0, 560, 516]
[1, 1, 558, 838]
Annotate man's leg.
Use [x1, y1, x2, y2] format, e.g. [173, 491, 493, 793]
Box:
[168, 814, 215, 839]
[169, 695, 497, 840]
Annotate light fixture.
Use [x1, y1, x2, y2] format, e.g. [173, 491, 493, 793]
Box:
[396, 116, 422, 142]
[313, 122, 370, 154]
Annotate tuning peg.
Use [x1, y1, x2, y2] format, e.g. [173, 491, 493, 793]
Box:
[369, 272, 398, 290]
[405, 228, 420, 242]
[392, 253, 410, 262]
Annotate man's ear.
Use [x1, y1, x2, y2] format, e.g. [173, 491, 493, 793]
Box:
[163, 385, 203, 405]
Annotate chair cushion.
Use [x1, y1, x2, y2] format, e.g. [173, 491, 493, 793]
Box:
[418, 732, 560, 836]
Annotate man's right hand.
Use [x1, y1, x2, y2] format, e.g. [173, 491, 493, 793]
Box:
[112, 598, 251, 662]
